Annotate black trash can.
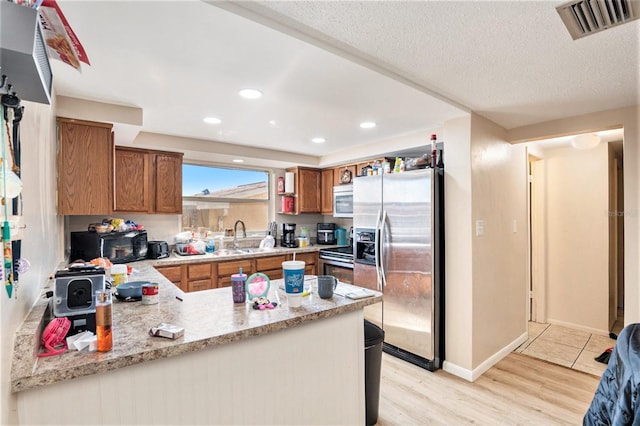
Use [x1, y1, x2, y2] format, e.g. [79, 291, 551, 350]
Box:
[364, 320, 384, 426]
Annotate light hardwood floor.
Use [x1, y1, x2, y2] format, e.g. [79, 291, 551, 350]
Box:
[377, 352, 600, 425]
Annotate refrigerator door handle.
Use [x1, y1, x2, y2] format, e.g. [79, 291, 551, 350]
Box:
[379, 209, 388, 290]
[374, 209, 383, 291]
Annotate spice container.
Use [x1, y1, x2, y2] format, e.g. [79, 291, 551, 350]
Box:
[95, 290, 112, 352]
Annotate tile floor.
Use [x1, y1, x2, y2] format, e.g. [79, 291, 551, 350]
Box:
[515, 321, 622, 376]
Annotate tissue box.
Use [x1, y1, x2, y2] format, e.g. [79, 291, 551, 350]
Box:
[149, 323, 184, 339]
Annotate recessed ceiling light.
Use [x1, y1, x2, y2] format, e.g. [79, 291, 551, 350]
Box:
[268, 120, 277, 127]
[312, 137, 326, 144]
[238, 88, 263, 99]
[203, 117, 221, 125]
[232, 159, 244, 163]
[360, 121, 376, 129]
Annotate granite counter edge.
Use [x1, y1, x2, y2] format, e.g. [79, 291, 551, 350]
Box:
[10, 293, 381, 393]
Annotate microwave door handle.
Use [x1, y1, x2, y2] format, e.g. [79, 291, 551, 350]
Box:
[100, 238, 104, 258]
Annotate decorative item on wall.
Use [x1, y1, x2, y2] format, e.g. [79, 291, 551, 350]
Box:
[340, 167, 352, 184]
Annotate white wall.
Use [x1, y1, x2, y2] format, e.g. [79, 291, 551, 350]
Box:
[0, 99, 62, 425]
[470, 114, 529, 369]
[538, 143, 610, 333]
[440, 113, 529, 380]
[441, 115, 474, 373]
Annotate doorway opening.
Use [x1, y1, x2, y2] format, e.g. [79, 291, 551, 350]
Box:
[520, 129, 625, 371]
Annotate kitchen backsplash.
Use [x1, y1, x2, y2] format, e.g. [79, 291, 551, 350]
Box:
[66, 214, 352, 251]
[66, 215, 180, 244]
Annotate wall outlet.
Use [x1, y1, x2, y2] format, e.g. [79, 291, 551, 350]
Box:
[475, 220, 484, 237]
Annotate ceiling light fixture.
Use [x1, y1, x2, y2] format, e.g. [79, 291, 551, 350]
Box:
[268, 120, 277, 127]
[360, 121, 376, 129]
[203, 117, 221, 124]
[311, 137, 326, 144]
[238, 88, 263, 99]
[571, 133, 601, 150]
[232, 159, 244, 163]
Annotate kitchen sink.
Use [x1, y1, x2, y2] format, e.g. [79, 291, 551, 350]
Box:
[212, 248, 279, 256]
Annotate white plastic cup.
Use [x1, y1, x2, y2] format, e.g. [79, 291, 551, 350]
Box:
[288, 294, 302, 308]
[282, 260, 305, 294]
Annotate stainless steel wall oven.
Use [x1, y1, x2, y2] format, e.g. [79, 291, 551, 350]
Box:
[318, 246, 353, 284]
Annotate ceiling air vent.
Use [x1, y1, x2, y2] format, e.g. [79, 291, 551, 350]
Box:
[556, 0, 640, 40]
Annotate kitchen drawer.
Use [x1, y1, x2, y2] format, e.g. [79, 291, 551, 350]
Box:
[305, 265, 316, 276]
[188, 278, 212, 292]
[294, 252, 317, 266]
[217, 276, 232, 288]
[261, 268, 283, 281]
[188, 262, 213, 280]
[255, 255, 288, 272]
[156, 265, 183, 283]
[217, 260, 253, 276]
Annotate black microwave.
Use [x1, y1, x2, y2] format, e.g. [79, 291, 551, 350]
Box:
[70, 230, 148, 264]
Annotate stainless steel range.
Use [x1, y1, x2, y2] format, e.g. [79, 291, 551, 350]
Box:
[318, 246, 354, 284]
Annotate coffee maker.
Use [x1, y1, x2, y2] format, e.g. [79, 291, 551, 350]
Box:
[281, 223, 296, 248]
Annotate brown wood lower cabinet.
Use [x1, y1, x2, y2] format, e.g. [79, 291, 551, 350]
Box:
[256, 254, 288, 281]
[154, 252, 319, 293]
[187, 262, 216, 292]
[155, 264, 186, 292]
[294, 252, 318, 276]
[217, 259, 254, 288]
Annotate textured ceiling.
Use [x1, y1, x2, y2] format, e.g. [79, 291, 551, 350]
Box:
[231, 0, 639, 130]
[50, 0, 638, 162]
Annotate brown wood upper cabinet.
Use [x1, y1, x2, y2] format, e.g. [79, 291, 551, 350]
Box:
[320, 168, 334, 215]
[114, 147, 183, 214]
[286, 166, 321, 214]
[57, 118, 114, 215]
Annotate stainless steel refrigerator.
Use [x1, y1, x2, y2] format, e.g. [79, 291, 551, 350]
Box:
[353, 167, 444, 371]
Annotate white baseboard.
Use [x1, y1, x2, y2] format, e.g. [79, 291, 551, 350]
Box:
[546, 318, 609, 336]
[442, 331, 528, 382]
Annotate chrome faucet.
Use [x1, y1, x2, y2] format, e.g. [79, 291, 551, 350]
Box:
[233, 220, 247, 248]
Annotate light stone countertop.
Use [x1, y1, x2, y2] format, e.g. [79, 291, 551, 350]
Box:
[11, 252, 378, 393]
[151, 244, 327, 266]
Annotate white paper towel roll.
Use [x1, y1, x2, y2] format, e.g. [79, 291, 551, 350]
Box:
[284, 172, 295, 193]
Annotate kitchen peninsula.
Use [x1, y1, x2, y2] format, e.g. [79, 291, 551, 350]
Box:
[11, 255, 381, 425]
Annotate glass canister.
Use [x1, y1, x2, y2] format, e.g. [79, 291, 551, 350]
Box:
[231, 268, 247, 303]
